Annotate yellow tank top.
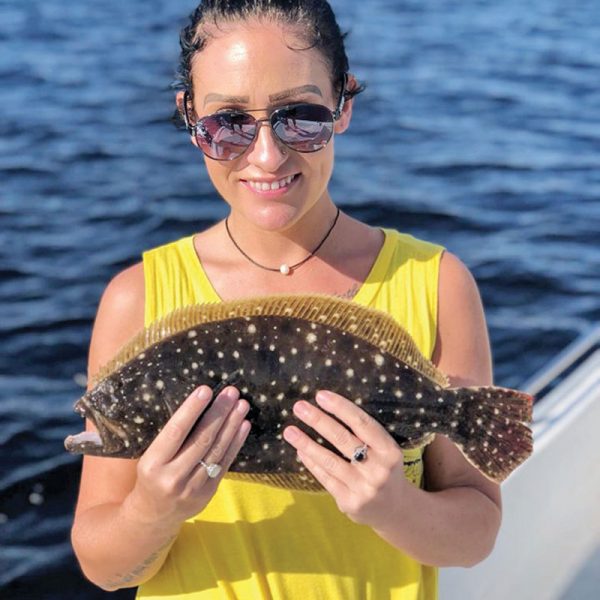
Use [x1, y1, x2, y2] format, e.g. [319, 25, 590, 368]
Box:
[137, 227, 444, 600]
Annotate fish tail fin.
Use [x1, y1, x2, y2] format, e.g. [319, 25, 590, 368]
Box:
[447, 385, 534, 483]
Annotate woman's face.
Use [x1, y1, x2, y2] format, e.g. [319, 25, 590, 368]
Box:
[180, 20, 353, 232]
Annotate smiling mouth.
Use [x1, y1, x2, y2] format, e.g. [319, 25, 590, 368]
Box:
[241, 173, 301, 193]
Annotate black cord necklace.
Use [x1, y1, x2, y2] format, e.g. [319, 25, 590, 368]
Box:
[225, 207, 341, 276]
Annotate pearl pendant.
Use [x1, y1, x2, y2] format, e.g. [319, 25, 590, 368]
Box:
[279, 264, 290, 275]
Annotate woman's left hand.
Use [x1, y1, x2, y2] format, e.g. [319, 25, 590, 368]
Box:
[283, 390, 411, 529]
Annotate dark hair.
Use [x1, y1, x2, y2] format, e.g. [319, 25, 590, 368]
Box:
[172, 0, 365, 128]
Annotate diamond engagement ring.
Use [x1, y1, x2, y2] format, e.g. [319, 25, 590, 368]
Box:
[351, 443, 368, 464]
[199, 459, 222, 478]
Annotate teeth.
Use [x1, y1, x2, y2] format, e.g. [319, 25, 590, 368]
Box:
[248, 174, 295, 191]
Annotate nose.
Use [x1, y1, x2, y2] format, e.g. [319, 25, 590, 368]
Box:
[244, 117, 289, 172]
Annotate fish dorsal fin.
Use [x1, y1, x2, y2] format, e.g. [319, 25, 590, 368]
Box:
[91, 294, 449, 388]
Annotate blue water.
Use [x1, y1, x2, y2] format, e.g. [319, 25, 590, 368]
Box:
[1, 0, 598, 597]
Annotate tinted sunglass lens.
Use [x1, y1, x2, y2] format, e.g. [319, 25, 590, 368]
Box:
[272, 104, 334, 152]
[196, 112, 256, 160]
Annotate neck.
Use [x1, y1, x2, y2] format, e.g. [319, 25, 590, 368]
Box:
[224, 199, 341, 270]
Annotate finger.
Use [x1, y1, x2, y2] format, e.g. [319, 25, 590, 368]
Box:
[292, 399, 367, 463]
[192, 416, 251, 485]
[175, 386, 240, 465]
[177, 395, 248, 475]
[296, 450, 349, 498]
[283, 424, 354, 482]
[146, 385, 214, 464]
[315, 390, 393, 452]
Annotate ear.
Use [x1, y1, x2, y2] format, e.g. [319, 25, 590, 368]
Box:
[333, 73, 358, 135]
[176, 90, 200, 148]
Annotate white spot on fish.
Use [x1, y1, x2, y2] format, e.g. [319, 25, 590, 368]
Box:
[253, 343, 259, 350]
[374, 354, 385, 367]
[155, 380, 164, 390]
[188, 331, 197, 338]
[415, 421, 421, 428]
[437, 397, 444, 403]
[416, 393, 423, 399]
[305, 361, 312, 369]
[208, 370, 215, 377]
[379, 375, 387, 383]
[301, 385, 309, 394]
[192, 363, 198, 370]
[277, 393, 284, 401]
[217, 351, 224, 359]
[306, 333, 317, 343]
[197, 348, 204, 355]
[233, 350, 240, 359]
[139, 353, 145, 359]
[346, 369, 354, 378]
[183, 369, 189, 375]
[325, 359, 332, 367]
[142, 393, 151, 401]
[133, 416, 144, 424]
[291, 375, 298, 383]
[248, 324, 257, 334]
[259, 394, 267, 403]
[279, 356, 286, 364]
[395, 390, 403, 398]
[281, 409, 289, 417]
[291, 348, 298, 354]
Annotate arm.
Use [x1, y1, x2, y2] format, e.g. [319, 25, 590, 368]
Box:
[372, 250, 501, 567]
[283, 251, 501, 568]
[71, 264, 250, 591]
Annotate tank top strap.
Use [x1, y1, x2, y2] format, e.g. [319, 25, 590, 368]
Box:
[142, 234, 220, 328]
[364, 228, 445, 361]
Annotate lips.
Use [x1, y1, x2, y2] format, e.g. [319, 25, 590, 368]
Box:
[240, 173, 301, 195]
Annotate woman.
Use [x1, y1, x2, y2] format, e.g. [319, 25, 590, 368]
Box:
[71, 1, 501, 598]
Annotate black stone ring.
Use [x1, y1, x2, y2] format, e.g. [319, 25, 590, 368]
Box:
[351, 443, 368, 464]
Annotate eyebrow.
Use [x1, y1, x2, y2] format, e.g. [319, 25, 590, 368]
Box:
[203, 85, 323, 107]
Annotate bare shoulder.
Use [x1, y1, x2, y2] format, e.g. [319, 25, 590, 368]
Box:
[432, 250, 492, 386]
[87, 261, 146, 385]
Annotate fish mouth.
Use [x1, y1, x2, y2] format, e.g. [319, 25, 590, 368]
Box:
[64, 394, 128, 457]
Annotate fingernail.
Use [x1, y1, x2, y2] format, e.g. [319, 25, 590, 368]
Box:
[283, 427, 299, 442]
[196, 386, 211, 400]
[236, 399, 249, 414]
[293, 401, 310, 418]
[224, 387, 239, 401]
[315, 391, 332, 406]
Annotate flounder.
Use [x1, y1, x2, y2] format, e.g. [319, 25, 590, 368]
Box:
[65, 294, 533, 490]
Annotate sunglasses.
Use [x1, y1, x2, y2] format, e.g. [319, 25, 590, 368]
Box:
[182, 75, 347, 161]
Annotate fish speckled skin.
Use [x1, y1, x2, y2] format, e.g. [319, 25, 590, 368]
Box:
[65, 295, 533, 489]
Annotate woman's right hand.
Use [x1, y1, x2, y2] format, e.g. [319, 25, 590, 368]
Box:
[121, 384, 250, 530]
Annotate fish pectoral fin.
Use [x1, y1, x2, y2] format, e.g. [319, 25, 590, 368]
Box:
[64, 431, 103, 455]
